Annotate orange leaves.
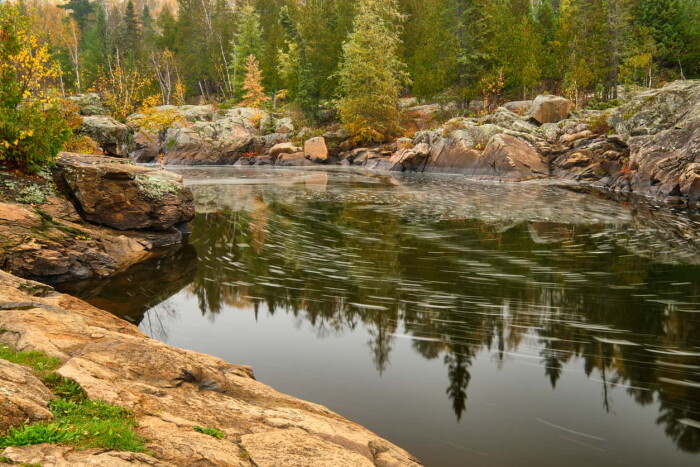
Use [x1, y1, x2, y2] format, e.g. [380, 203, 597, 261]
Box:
[240, 55, 269, 109]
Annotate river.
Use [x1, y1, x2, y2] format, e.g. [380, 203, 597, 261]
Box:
[60, 167, 700, 466]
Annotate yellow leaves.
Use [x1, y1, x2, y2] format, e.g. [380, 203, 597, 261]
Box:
[93, 64, 153, 121]
[132, 94, 185, 133]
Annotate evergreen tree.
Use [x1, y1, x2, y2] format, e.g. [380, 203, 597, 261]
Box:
[230, 4, 264, 100]
[121, 0, 139, 62]
[338, 0, 409, 142]
[81, 1, 109, 88]
[57, 0, 95, 35]
[401, 0, 459, 99]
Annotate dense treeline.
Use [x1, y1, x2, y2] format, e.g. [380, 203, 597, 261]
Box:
[7, 0, 700, 146]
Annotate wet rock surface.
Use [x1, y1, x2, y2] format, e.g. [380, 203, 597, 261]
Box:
[0, 271, 422, 467]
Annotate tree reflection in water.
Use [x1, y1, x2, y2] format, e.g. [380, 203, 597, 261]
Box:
[176, 176, 700, 454]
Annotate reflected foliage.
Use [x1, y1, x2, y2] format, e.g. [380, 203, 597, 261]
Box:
[108, 172, 700, 453]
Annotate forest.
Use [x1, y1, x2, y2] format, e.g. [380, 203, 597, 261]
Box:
[2, 0, 700, 171]
[24, 0, 700, 110]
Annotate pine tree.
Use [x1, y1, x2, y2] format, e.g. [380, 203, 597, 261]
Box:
[125, 0, 139, 57]
[338, 0, 409, 142]
[230, 4, 264, 99]
[57, 0, 95, 36]
[81, 1, 109, 88]
[241, 54, 269, 108]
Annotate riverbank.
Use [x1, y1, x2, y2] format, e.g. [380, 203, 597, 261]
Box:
[122, 79, 700, 208]
[0, 270, 421, 466]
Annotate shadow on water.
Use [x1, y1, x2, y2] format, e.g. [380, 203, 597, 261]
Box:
[56, 244, 198, 325]
[69, 168, 700, 459]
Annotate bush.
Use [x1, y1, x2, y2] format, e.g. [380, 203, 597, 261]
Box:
[0, 1, 70, 174]
[0, 103, 71, 174]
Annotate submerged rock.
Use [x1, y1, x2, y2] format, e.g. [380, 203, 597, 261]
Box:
[55, 153, 195, 231]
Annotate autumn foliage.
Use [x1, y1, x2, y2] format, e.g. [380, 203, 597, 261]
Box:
[0, 1, 70, 174]
[241, 54, 269, 109]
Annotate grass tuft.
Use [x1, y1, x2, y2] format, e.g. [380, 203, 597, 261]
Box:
[193, 425, 226, 439]
[0, 345, 147, 453]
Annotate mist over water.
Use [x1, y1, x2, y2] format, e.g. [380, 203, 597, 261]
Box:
[63, 168, 700, 466]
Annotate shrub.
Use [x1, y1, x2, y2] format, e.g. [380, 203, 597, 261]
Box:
[588, 112, 612, 134]
[0, 2, 70, 174]
[0, 105, 70, 174]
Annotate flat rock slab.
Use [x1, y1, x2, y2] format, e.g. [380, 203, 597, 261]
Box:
[0, 271, 422, 466]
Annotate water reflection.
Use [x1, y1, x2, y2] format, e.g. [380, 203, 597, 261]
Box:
[58, 245, 197, 326]
[176, 170, 700, 455]
[88, 168, 700, 459]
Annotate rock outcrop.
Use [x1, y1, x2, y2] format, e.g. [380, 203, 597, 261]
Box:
[55, 153, 195, 231]
[123, 81, 700, 206]
[67, 93, 109, 116]
[607, 80, 700, 203]
[0, 154, 193, 283]
[129, 106, 294, 165]
[0, 359, 55, 432]
[0, 271, 422, 467]
[77, 116, 134, 157]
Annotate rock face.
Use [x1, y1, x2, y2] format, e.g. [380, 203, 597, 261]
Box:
[67, 93, 109, 116]
[129, 106, 294, 165]
[529, 95, 574, 124]
[77, 116, 134, 157]
[0, 359, 55, 432]
[304, 137, 329, 162]
[481, 134, 548, 178]
[55, 153, 195, 231]
[0, 198, 181, 283]
[607, 80, 700, 203]
[0, 271, 422, 467]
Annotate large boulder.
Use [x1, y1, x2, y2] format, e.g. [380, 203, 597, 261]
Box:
[77, 116, 134, 157]
[55, 153, 195, 231]
[67, 93, 108, 116]
[389, 143, 430, 171]
[269, 142, 301, 159]
[529, 95, 574, 124]
[304, 137, 329, 162]
[480, 134, 548, 178]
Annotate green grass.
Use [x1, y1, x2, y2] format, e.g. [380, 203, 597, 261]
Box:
[193, 425, 226, 439]
[0, 345, 147, 453]
[0, 344, 61, 380]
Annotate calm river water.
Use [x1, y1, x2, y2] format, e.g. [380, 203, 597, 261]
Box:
[62, 168, 700, 466]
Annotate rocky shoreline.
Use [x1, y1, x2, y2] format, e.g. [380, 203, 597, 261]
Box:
[0, 151, 422, 465]
[115, 79, 700, 207]
[0, 271, 421, 466]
